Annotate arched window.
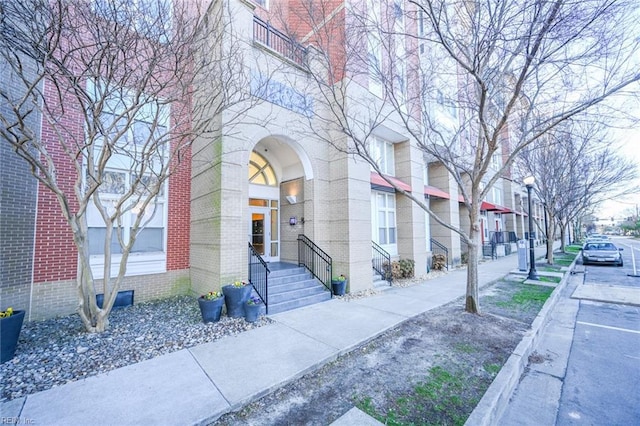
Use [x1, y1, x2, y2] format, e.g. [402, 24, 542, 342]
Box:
[248, 151, 276, 186]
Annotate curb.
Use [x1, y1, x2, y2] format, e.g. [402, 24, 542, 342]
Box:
[464, 255, 577, 426]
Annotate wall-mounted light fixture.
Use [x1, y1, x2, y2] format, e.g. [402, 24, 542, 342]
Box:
[286, 195, 297, 204]
[289, 216, 297, 226]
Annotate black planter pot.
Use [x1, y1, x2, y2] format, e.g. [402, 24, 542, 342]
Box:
[198, 296, 225, 323]
[222, 285, 252, 318]
[1, 310, 25, 364]
[331, 279, 347, 296]
[244, 302, 262, 323]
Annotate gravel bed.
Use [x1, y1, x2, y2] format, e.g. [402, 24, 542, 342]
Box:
[0, 295, 270, 401]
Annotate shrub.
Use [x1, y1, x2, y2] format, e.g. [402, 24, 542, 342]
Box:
[391, 258, 415, 279]
[432, 254, 447, 270]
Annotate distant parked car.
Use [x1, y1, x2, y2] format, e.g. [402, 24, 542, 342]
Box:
[585, 234, 609, 242]
[582, 241, 624, 266]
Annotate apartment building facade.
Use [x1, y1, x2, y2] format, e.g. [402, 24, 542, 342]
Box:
[1, 0, 541, 321]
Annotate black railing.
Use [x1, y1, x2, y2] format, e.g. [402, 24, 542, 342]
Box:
[490, 231, 506, 244]
[430, 238, 449, 270]
[248, 243, 270, 313]
[483, 242, 496, 259]
[372, 241, 392, 284]
[297, 234, 332, 294]
[253, 16, 307, 66]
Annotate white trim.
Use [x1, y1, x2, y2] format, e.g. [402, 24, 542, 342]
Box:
[371, 190, 398, 256]
[249, 184, 279, 199]
[91, 252, 166, 279]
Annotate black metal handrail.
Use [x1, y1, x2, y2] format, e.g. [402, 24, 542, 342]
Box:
[297, 234, 332, 294]
[253, 16, 307, 66]
[482, 242, 497, 259]
[490, 231, 506, 244]
[372, 241, 392, 284]
[430, 238, 449, 270]
[248, 243, 270, 313]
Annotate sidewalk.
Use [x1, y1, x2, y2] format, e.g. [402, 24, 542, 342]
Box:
[3, 246, 551, 426]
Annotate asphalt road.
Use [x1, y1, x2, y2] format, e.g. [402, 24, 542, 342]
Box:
[557, 236, 640, 425]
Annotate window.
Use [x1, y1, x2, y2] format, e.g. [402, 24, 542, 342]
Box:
[491, 152, 501, 170]
[87, 171, 166, 256]
[253, 0, 268, 8]
[492, 187, 503, 206]
[372, 192, 397, 252]
[93, 0, 172, 43]
[86, 80, 169, 278]
[248, 151, 277, 186]
[371, 138, 395, 176]
[366, 0, 382, 97]
[393, 1, 407, 107]
[418, 9, 426, 55]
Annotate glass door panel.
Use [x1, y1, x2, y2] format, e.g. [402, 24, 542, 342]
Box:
[251, 213, 265, 255]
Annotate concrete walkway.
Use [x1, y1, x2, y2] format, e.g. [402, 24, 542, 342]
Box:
[3, 246, 553, 426]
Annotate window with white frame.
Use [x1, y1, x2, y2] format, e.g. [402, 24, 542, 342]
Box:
[370, 137, 395, 176]
[86, 80, 169, 278]
[491, 152, 501, 170]
[492, 186, 503, 206]
[366, 0, 383, 97]
[418, 9, 426, 55]
[393, 0, 407, 107]
[372, 191, 397, 252]
[93, 0, 172, 43]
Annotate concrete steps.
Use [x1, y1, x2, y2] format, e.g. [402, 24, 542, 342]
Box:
[372, 271, 392, 291]
[265, 265, 331, 315]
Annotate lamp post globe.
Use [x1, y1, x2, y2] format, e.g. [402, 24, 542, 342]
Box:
[524, 177, 539, 280]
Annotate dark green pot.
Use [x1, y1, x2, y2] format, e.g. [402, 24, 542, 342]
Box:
[222, 285, 252, 318]
[331, 279, 347, 296]
[1, 310, 25, 363]
[244, 302, 262, 323]
[198, 296, 225, 323]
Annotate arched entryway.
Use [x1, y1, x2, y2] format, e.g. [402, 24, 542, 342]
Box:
[248, 136, 311, 263]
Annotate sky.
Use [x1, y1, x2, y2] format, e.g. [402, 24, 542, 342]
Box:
[598, 126, 640, 221]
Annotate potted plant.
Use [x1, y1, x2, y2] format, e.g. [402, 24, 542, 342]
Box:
[197, 291, 225, 323]
[222, 280, 252, 318]
[1, 307, 25, 364]
[331, 274, 347, 296]
[244, 296, 263, 323]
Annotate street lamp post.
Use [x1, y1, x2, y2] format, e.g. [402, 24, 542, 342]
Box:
[524, 176, 539, 280]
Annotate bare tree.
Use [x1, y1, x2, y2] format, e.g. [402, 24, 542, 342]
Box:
[0, 0, 260, 332]
[519, 119, 638, 263]
[283, 0, 640, 313]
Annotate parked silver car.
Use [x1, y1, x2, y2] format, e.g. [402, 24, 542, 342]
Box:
[582, 241, 624, 266]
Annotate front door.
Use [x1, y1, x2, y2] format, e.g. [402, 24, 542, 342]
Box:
[249, 204, 279, 262]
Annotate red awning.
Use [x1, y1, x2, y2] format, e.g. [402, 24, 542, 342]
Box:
[370, 172, 412, 192]
[481, 201, 503, 211]
[424, 185, 450, 199]
[494, 206, 515, 214]
[458, 197, 513, 213]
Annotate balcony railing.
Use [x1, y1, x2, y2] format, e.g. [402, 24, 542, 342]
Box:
[253, 16, 307, 66]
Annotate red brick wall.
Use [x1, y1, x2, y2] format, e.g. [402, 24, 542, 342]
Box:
[167, 143, 191, 270]
[33, 78, 81, 283]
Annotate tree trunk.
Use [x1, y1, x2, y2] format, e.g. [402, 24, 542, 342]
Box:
[545, 212, 555, 264]
[465, 207, 481, 313]
[559, 223, 567, 253]
[465, 241, 479, 313]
